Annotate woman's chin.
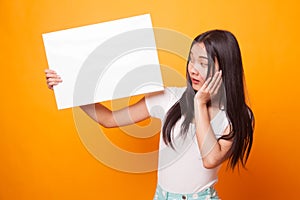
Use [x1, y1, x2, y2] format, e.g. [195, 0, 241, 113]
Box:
[192, 84, 201, 91]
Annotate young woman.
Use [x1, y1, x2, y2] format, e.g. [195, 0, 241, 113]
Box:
[45, 30, 254, 200]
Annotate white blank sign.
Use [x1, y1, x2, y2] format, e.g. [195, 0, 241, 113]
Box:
[42, 14, 164, 110]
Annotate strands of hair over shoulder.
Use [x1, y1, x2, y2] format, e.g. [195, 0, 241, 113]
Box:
[162, 30, 255, 170]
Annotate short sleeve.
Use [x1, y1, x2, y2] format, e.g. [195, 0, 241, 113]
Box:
[211, 111, 230, 139]
[145, 87, 186, 121]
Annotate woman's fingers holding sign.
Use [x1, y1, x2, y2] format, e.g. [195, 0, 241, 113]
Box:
[195, 70, 222, 105]
[45, 69, 62, 90]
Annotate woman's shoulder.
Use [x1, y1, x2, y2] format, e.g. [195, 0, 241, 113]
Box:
[146, 87, 186, 100]
[144, 87, 186, 110]
[144, 87, 186, 120]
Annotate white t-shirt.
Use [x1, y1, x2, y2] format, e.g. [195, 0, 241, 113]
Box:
[145, 87, 229, 193]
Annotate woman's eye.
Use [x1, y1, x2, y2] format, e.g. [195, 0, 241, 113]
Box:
[200, 63, 208, 68]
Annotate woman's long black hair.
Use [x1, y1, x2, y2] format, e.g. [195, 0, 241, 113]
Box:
[162, 30, 255, 170]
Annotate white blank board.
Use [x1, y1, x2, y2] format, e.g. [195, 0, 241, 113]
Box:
[42, 14, 164, 110]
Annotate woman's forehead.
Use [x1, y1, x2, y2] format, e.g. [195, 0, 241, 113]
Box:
[191, 42, 207, 58]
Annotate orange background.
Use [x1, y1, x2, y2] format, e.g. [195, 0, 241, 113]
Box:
[1, 0, 300, 199]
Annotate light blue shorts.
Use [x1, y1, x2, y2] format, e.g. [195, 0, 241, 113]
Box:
[153, 185, 219, 200]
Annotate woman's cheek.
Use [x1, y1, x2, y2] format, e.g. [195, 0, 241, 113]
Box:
[198, 66, 208, 80]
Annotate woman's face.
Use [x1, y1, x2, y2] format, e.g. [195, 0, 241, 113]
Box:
[188, 42, 220, 91]
[188, 42, 209, 91]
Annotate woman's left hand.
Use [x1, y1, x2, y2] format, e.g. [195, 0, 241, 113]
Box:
[194, 70, 223, 105]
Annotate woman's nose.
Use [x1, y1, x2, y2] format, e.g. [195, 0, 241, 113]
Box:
[190, 62, 199, 74]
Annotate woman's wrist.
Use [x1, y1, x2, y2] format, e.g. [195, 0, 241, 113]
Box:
[194, 98, 207, 108]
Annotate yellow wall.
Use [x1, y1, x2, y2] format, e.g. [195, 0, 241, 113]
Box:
[1, 0, 299, 199]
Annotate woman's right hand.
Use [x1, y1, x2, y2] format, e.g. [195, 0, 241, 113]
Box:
[45, 69, 62, 90]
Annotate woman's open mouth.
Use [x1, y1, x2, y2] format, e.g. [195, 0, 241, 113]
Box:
[192, 78, 200, 84]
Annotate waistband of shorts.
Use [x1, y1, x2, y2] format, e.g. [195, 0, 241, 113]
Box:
[156, 184, 218, 199]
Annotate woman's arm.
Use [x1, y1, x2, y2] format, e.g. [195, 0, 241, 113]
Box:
[194, 103, 232, 169]
[45, 69, 151, 128]
[80, 98, 150, 128]
[194, 71, 233, 169]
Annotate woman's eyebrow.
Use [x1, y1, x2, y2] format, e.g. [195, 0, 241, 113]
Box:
[199, 56, 208, 59]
